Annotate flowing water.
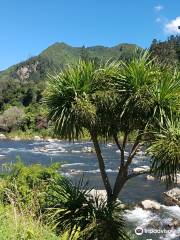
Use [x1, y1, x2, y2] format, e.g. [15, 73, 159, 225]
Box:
[0, 140, 179, 239]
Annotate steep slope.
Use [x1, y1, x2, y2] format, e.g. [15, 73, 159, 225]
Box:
[0, 42, 141, 110]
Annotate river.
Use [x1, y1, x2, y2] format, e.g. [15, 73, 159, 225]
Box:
[0, 139, 179, 239]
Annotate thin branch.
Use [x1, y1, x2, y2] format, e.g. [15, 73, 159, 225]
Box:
[113, 134, 125, 167]
[125, 133, 141, 168]
[122, 132, 128, 149]
[113, 134, 123, 151]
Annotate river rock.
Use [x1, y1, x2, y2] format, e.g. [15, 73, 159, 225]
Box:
[163, 188, 180, 206]
[146, 174, 180, 183]
[46, 138, 55, 143]
[13, 136, 21, 141]
[140, 200, 161, 210]
[34, 136, 42, 141]
[88, 189, 107, 203]
[0, 134, 6, 140]
[107, 143, 113, 147]
[146, 175, 155, 181]
[133, 166, 150, 173]
[33, 147, 48, 153]
[0, 155, 6, 160]
[81, 146, 95, 153]
[167, 219, 180, 228]
[161, 174, 180, 184]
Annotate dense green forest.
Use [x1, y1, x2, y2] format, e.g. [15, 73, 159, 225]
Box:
[0, 36, 180, 137]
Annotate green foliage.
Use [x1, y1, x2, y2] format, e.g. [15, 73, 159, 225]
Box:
[46, 178, 129, 240]
[0, 106, 25, 131]
[45, 60, 98, 140]
[80, 201, 128, 240]
[45, 59, 123, 140]
[151, 69, 180, 124]
[45, 52, 180, 203]
[2, 161, 62, 212]
[0, 42, 140, 137]
[0, 163, 130, 239]
[0, 204, 59, 240]
[150, 38, 178, 66]
[148, 117, 180, 185]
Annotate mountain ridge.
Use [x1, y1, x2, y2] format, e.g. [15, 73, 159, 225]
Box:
[0, 41, 141, 111]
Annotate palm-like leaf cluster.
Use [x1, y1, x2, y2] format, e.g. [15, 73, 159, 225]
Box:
[46, 178, 129, 240]
[80, 200, 128, 240]
[45, 52, 180, 198]
[45, 60, 122, 139]
[148, 118, 180, 185]
[45, 61, 97, 140]
[151, 70, 180, 125]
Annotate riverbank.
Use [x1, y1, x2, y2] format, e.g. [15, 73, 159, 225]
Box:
[0, 130, 92, 141]
[0, 129, 138, 143]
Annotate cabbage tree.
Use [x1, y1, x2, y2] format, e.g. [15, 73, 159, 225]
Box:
[45, 55, 180, 203]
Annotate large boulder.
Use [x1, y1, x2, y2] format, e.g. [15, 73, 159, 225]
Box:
[89, 189, 107, 200]
[140, 200, 161, 210]
[163, 188, 180, 206]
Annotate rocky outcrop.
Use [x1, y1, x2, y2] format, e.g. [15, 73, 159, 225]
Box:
[15, 61, 39, 81]
[163, 188, 180, 206]
[140, 200, 161, 210]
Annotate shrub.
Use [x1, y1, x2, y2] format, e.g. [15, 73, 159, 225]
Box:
[0, 204, 59, 240]
[2, 161, 62, 214]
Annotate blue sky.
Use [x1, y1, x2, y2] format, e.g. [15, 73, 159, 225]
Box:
[0, 0, 180, 70]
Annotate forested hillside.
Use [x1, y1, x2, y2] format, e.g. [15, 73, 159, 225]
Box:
[0, 36, 179, 136]
[0, 42, 140, 135]
[150, 35, 180, 66]
[0, 43, 139, 109]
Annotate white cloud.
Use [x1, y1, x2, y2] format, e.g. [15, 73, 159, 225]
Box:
[165, 17, 180, 34]
[154, 5, 164, 11]
[156, 17, 161, 23]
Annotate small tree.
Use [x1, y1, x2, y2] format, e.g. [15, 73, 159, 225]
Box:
[45, 54, 180, 203]
[0, 106, 24, 131]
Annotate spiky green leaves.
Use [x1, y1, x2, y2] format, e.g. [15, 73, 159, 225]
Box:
[45, 60, 122, 139]
[46, 178, 129, 240]
[148, 118, 180, 185]
[45, 53, 180, 140]
[45, 61, 98, 139]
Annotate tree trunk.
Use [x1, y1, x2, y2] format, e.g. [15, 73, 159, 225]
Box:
[91, 132, 113, 201]
[91, 132, 143, 204]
